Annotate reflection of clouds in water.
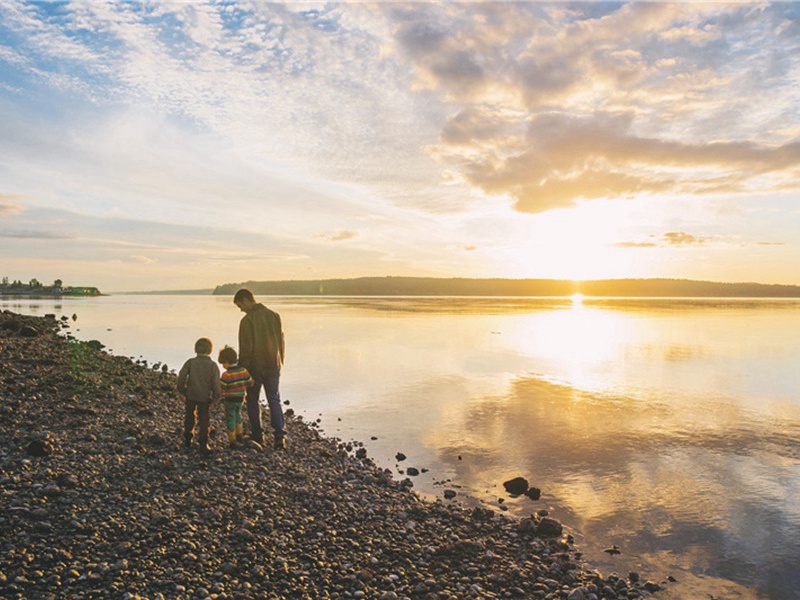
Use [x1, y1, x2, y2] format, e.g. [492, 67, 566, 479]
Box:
[634, 343, 707, 362]
[424, 374, 800, 596]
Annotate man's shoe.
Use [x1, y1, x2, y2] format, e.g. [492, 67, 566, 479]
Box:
[274, 437, 286, 450]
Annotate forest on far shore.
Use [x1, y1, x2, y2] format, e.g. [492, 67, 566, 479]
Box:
[212, 277, 800, 298]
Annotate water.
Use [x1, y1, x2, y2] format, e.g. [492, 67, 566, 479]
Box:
[4, 294, 800, 599]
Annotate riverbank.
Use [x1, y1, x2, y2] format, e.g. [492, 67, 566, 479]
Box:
[0, 311, 664, 600]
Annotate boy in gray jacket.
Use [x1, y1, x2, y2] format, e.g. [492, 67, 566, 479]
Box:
[177, 337, 221, 455]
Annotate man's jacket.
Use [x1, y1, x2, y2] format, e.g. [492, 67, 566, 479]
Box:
[239, 303, 285, 377]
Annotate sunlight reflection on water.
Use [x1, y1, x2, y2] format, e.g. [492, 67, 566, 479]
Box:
[4, 294, 800, 599]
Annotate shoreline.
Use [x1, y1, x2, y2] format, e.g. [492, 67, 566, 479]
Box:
[0, 310, 667, 599]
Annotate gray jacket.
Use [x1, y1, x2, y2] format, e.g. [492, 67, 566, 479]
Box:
[177, 355, 221, 404]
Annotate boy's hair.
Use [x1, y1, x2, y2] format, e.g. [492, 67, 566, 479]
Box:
[218, 346, 238, 365]
[194, 337, 213, 355]
[233, 288, 255, 304]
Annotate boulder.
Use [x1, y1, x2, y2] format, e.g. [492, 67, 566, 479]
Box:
[525, 487, 541, 500]
[536, 517, 563, 537]
[503, 476, 529, 495]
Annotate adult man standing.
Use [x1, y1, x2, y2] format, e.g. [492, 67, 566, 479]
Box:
[234, 288, 286, 449]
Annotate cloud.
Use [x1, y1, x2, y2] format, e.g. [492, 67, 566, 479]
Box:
[392, 3, 800, 212]
[316, 229, 360, 242]
[661, 232, 711, 246]
[0, 204, 23, 215]
[446, 111, 800, 213]
[0, 194, 25, 215]
[614, 241, 658, 249]
[0, 229, 72, 239]
[615, 231, 712, 248]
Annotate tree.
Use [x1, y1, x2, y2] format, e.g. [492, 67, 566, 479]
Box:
[29, 278, 41, 288]
[54, 279, 63, 288]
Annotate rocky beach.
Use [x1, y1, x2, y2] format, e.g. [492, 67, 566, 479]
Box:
[0, 310, 665, 600]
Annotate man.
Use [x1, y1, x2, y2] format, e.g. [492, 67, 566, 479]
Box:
[233, 288, 286, 449]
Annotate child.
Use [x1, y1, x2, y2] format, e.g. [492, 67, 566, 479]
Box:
[218, 346, 254, 449]
[177, 337, 221, 456]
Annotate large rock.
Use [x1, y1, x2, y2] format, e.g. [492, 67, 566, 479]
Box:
[525, 487, 541, 500]
[26, 438, 55, 457]
[536, 517, 563, 537]
[503, 476, 529, 495]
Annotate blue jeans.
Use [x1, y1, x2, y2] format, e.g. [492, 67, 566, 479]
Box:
[245, 369, 285, 444]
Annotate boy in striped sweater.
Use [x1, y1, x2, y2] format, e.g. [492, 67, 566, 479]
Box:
[218, 346, 254, 449]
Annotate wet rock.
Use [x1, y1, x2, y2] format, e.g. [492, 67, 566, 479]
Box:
[643, 581, 662, 593]
[525, 487, 541, 500]
[503, 476, 529, 495]
[536, 517, 563, 537]
[395, 452, 407, 461]
[20, 326, 40, 338]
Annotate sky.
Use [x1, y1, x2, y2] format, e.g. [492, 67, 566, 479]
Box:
[1, 1, 799, 292]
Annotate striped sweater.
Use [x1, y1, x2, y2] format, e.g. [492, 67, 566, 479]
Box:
[220, 365, 254, 402]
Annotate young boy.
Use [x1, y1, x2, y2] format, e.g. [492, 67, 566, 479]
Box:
[218, 346, 254, 449]
[177, 337, 221, 456]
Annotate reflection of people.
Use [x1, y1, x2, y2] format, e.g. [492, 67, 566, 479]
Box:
[177, 337, 221, 456]
[234, 288, 286, 449]
[218, 346, 254, 449]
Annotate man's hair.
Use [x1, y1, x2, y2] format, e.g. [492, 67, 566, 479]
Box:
[233, 288, 255, 304]
[218, 346, 238, 365]
[194, 337, 213, 355]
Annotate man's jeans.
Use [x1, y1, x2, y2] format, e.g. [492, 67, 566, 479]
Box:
[245, 369, 285, 444]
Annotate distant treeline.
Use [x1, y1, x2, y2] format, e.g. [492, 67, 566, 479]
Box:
[0, 277, 101, 297]
[212, 277, 800, 298]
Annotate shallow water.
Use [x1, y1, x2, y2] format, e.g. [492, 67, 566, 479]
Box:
[4, 294, 799, 598]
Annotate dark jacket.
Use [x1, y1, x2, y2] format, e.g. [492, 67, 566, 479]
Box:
[239, 303, 284, 377]
[177, 355, 221, 404]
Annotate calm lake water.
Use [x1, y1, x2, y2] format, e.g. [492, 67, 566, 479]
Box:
[4, 294, 800, 599]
